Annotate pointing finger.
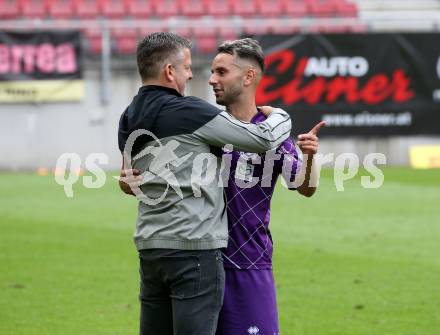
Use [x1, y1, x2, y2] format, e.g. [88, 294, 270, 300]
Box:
[309, 121, 326, 135]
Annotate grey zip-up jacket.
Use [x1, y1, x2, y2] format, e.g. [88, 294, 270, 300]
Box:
[118, 85, 291, 251]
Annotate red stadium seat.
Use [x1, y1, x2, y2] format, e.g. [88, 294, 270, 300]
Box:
[335, 0, 357, 17]
[112, 27, 137, 55]
[155, 0, 179, 17]
[179, 0, 206, 17]
[230, 0, 257, 17]
[20, 0, 48, 18]
[282, 0, 308, 17]
[126, 0, 154, 18]
[306, 0, 337, 17]
[101, 0, 126, 18]
[48, 0, 75, 19]
[205, 0, 230, 16]
[75, 0, 100, 18]
[0, 0, 20, 18]
[197, 36, 217, 54]
[115, 36, 137, 54]
[257, 0, 283, 17]
[83, 28, 102, 54]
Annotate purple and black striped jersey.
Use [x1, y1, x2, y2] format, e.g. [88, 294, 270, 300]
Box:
[222, 110, 301, 269]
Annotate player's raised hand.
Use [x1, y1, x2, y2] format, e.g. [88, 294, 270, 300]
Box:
[297, 121, 326, 155]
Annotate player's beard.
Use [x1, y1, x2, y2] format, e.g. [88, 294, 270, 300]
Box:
[216, 83, 242, 106]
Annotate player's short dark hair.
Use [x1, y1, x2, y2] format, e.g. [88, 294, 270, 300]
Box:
[136, 32, 191, 81]
[217, 38, 265, 72]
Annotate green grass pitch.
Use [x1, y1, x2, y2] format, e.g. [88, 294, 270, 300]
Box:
[0, 168, 439, 335]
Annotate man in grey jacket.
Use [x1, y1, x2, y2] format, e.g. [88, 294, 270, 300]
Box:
[118, 32, 291, 335]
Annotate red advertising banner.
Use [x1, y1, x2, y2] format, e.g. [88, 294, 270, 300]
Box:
[256, 33, 440, 136]
[0, 31, 83, 103]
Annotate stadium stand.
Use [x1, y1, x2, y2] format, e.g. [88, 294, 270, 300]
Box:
[283, 0, 308, 17]
[174, 25, 192, 38]
[196, 35, 217, 54]
[179, 0, 207, 17]
[336, 0, 357, 16]
[112, 27, 137, 54]
[0, 0, 360, 20]
[205, 0, 230, 17]
[74, 0, 100, 18]
[0, 0, 20, 18]
[49, 0, 76, 19]
[271, 20, 301, 34]
[192, 18, 217, 36]
[137, 23, 168, 37]
[1, 0, 359, 20]
[0, 0, 361, 54]
[126, 0, 154, 17]
[83, 27, 103, 54]
[357, 0, 440, 31]
[20, 0, 48, 18]
[231, 0, 258, 17]
[155, 0, 180, 17]
[218, 25, 239, 41]
[243, 18, 272, 35]
[101, 0, 127, 19]
[257, 0, 283, 17]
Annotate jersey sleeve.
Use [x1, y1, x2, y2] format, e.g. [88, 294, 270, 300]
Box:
[193, 108, 292, 153]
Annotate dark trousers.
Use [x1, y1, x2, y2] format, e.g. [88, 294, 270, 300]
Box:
[138, 249, 225, 335]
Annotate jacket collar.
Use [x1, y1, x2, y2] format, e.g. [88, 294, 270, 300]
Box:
[138, 85, 182, 97]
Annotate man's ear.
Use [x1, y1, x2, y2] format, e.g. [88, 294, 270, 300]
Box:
[164, 63, 174, 82]
[243, 68, 256, 87]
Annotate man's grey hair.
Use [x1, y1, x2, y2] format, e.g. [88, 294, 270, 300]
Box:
[217, 38, 265, 72]
[136, 32, 191, 81]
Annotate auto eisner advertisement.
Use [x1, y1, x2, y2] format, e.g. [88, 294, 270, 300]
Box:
[256, 33, 440, 136]
[0, 30, 83, 103]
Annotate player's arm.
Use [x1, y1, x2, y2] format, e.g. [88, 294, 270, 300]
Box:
[295, 155, 319, 197]
[295, 121, 326, 197]
[193, 107, 291, 153]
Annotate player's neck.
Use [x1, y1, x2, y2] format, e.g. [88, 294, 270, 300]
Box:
[226, 94, 257, 122]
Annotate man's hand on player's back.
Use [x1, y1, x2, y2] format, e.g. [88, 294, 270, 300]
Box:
[119, 169, 141, 196]
[258, 106, 273, 117]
